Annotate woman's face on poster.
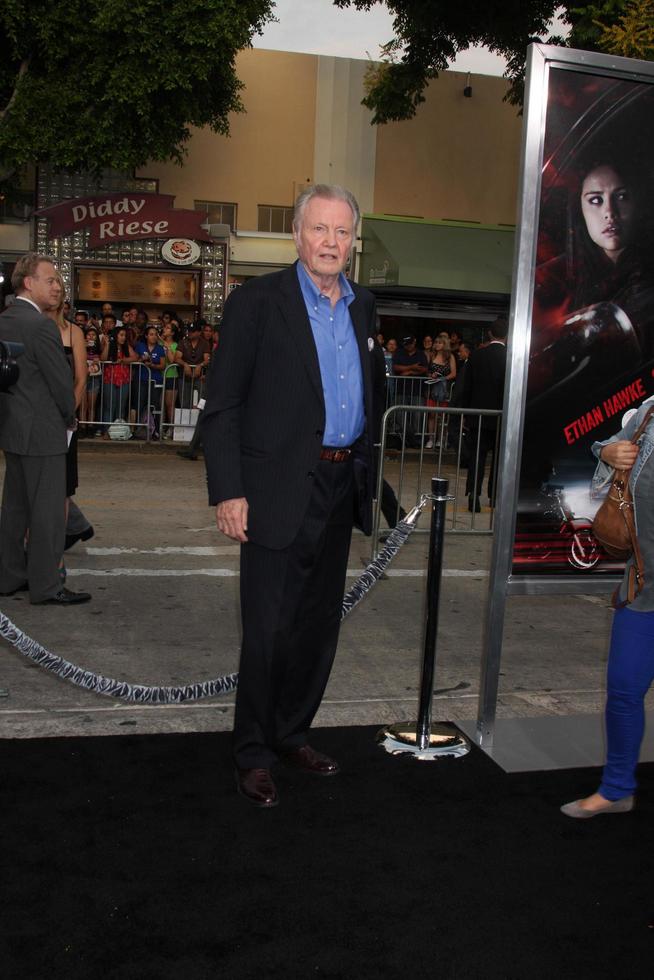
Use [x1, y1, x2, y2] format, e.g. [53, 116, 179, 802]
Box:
[580, 165, 635, 262]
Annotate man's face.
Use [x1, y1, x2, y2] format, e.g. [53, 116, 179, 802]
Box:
[293, 196, 354, 281]
[403, 338, 416, 354]
[101, 303, 113, 316]
[24, 261, 61, 312]
[75, 313, 88, 327]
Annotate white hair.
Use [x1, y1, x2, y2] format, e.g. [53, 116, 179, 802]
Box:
[293, 184, 360, 232]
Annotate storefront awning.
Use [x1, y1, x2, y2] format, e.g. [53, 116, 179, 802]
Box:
[360, 215, 515, 295]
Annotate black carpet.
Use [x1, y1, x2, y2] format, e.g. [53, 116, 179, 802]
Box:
[2, 725, 653, 979]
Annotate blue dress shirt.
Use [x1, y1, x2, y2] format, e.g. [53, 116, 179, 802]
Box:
[297, 262, 365, 447]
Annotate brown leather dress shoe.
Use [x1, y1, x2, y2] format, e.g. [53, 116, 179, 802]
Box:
[281, 745, 340, 776]
[236, 768, 279, 807]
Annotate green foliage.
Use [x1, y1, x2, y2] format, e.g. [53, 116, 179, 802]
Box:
[587, 0, 654, 58]
[340, 0, 651, 122]
[0, 0, 274, 187]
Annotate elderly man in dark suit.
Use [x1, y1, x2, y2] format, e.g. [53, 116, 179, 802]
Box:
[461, 317, 508, 513]
[0, 252, 91, 605]
[202, 184, 382, 807]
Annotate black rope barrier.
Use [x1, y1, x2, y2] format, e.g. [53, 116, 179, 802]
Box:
[0, 500, 427, 705]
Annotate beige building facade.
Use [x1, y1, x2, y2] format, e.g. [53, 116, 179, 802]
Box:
[1, 49, 522, 322]
[135, 49, 522, 284]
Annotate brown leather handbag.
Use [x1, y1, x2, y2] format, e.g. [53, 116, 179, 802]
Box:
[592, 406, 654, 604]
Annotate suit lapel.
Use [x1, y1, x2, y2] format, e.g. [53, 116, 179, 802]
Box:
[277, 263, 324, 405]
[349, 285, 374, 426]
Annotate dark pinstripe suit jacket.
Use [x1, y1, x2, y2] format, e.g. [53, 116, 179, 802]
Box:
[0, 299, 75, 456]
[202, 262, 382, 549]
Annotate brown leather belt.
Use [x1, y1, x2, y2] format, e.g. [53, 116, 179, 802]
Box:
[319, 447, 352, 463]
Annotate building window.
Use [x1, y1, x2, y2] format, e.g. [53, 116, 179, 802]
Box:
[195, 200, 237, 232]
[257, 204, 294, 234]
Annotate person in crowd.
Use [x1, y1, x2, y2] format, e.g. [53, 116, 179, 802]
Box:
[121, 307, 139, 347]
[87, 311, 100, 332]
[0, 252, 90, 605]
[159, 309, 178, 335]
[561, 401, 654, 817]
[177, 328, 220, 460]
[63, 300, 73, 322]
[460, 317, 508, 512]
[449, 330, 461, 355]
[74, 310, 89, 329]
[100, 312, 116, 339]
[392, 335, 428, 440]
[100, 325, 137, 435]
[80, 325, 103, 436]
[447, 342, 471, 451]
[422, 334, 433, 353]
[201, 321, 218, 352]
[383, 337, 398, 377]
[202, 183, 383, 808]
[133, 325, 166, 438]
[177, 319, 210, 408]
[135, 308, 149, 339]
[47, 275, 88, 583]
[392, 334, 428, 377]
[101, 301, 121, 326]
[376, 331, 385, 347]
[424, 335, 456, 449]
[160, 319, 180, 438]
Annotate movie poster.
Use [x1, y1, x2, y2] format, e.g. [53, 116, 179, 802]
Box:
[512, 65, 654, 576]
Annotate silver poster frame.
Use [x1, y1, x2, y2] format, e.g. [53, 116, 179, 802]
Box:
[475, 43, 654, 750]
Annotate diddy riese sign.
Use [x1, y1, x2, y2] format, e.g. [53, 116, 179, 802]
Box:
[36, 193, 213, 249]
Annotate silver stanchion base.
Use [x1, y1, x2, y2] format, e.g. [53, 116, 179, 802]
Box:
[377, 722, 470, 761]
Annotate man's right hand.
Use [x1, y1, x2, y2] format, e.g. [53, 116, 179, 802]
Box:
[216, 497, 249, 542]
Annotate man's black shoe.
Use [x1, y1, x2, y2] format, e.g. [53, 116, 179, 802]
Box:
[177, 450, 198, 460]
[64, 526, 95, 552]
[31, 587, 91, 606]
[0, 582, 28, 596]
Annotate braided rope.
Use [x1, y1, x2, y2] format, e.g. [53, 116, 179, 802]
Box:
[0, 507, 424, 704]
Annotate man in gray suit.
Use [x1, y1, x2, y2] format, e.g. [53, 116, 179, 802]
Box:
[0, 252, 91, 605]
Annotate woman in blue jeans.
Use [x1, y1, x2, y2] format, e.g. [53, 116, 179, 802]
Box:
[562, 398, 654, 817]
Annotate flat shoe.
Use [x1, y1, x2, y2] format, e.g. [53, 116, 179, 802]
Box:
[560, 795, 634, 819]
[64, 526, 95, 552]
[31, 587, 91, 606]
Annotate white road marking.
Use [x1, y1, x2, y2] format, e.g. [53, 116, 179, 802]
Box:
[67, 567, 488, 578]
[87, 546, 240, 556]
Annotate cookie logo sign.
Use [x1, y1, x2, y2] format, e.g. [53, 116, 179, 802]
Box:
[161, 238, 201, 266]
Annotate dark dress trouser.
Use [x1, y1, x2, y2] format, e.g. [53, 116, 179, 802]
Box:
[0, 452, 66, 601]
[233, 457, 354, 769]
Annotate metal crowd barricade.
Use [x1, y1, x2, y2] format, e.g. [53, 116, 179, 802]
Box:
[158, 367, 208, 443]
[77, 362, 211, 444]
[78, 361, 151, 441]
[372, 403, 503, 559]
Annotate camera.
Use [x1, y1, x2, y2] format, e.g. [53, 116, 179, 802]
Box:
[0, 340, 24, 393]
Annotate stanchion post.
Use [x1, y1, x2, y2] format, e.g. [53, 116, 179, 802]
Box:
[415, 476, 448, 749]
[377, 476, 470, 760]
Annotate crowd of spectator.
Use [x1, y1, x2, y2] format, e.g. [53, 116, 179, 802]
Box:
[61, 303, 219, 439]
[377, 328, 474, 444]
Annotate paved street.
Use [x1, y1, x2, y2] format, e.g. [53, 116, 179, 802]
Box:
[0, 442, 649, 741]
